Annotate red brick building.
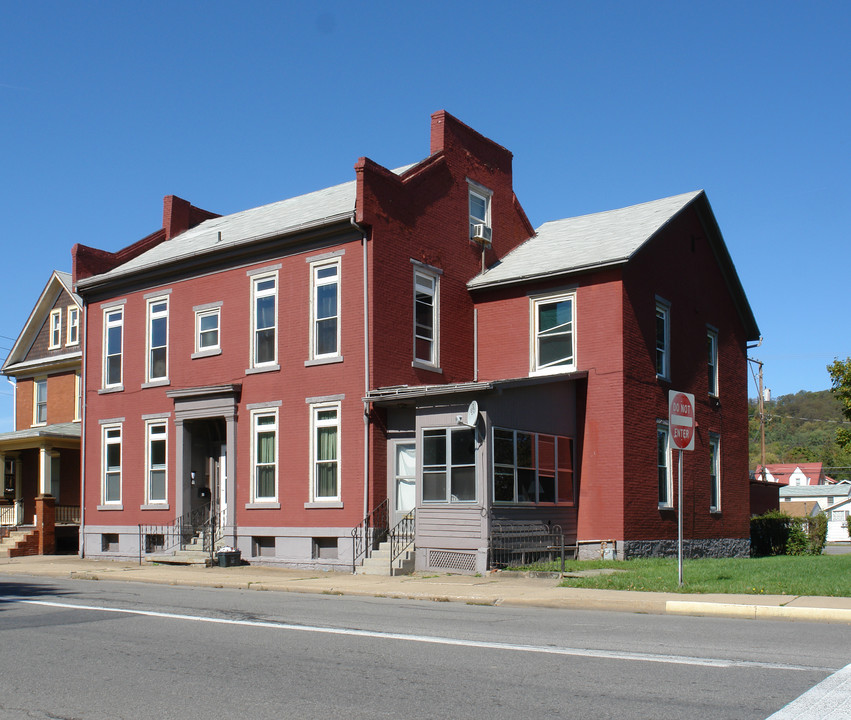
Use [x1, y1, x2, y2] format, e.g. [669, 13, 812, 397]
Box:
[72, 111, 759, 570]
[1, 271, 83, 555]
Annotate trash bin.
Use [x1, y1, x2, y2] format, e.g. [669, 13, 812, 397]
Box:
[217, 550, 241, 567]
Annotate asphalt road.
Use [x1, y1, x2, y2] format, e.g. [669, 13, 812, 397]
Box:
[0, 575, 848, 720]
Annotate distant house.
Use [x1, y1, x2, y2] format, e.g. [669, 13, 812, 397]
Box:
[70, 111, 759, 571]
[0, 271, 82, 555]
[779, 481, 851, 543]
[756, 463, 827, 486]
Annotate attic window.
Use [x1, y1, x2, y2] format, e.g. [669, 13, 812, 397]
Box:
[468, 180, 492, 243]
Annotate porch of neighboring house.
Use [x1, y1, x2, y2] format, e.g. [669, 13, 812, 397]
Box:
[0, 423, 81, 557]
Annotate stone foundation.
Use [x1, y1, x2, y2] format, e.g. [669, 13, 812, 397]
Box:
[622, 538, 750, 560]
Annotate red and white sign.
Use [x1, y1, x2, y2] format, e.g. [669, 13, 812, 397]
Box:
[668, 391, 695, 451]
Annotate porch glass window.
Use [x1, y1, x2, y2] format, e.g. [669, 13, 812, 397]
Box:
[104, 308, 123, 388]
[253, 411, 277, 501]
[422, 427, 476, 503]
[147, 298, 169, 381]
[103, 425, 122, 504]
[312, 404, 340, 500]
[252, 275, 277, 367]
[493, 428, 574, 505]
[147, 422, 167, 504]
[311, 260, 340, 359]
[34, 379, 47, 425]
[532, 293, 575, 374]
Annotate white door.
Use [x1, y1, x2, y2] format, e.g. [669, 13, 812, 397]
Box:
[391, 442, 416, 527]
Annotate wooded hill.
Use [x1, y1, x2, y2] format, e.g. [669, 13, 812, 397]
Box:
[749, 389, 851, 481]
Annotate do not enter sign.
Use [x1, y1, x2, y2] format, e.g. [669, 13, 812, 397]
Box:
[669, 391, 695, 451]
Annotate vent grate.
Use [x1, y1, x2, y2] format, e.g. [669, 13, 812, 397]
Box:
[428, 550, 477, 572]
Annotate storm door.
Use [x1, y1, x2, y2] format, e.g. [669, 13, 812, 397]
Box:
[390, 441, 416, 528]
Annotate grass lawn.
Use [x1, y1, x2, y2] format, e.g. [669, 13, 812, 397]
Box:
[534, 554, 851, 596]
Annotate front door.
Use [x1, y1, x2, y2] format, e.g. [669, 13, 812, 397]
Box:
[212, 443, 227, 530]
[390, 442, 416, 528]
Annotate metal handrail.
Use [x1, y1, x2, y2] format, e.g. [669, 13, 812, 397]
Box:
[138, 502, 216, 565]
[389, 510, 415, 574]
[351, 498, 389, 573]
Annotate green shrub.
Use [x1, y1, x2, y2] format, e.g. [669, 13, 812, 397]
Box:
[750, 511, 826, 556]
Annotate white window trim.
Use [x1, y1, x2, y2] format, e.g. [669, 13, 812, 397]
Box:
[250, 271, 278, 369]
[146, 296, 169, 383]
[145, 420, 168, 505]
[33, 378, 47, 427]
[101, 423, 123, 506]
[49, 309, 62, 350]
[413, 267, 440, 369]
[421, 426, 478, 504]
[194, 306, 221, 355]
[709, 433, 721, 513]
[310, 401, 341, 502]
[658, 421, 673, 508]
[655, 298, 671, 380]
[707, 327, 719, 397]
[530, 291, 577, 376]
[250, 408, 279, 503]
[103, 306, 124, 390]
[67, 306, 80, 346]
[309, 258, 341, 361]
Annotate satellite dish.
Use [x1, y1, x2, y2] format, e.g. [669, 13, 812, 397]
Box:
[466, 400, 479, 427]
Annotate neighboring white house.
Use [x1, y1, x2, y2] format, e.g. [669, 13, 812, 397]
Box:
[780, 482, 851, 543]
[757, 463, 827, 486]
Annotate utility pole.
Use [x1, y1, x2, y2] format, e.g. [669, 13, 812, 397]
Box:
[749, 357, 766, 480]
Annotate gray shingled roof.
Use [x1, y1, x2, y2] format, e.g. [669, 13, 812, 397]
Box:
[83, 179, 359, 285]
[0, 422, 81, 444]
[468, 190, 703, 290]
[780, 483, 851, 499]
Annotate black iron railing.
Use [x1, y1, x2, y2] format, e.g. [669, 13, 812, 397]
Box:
[489, 520, 566, 573]
[138, 502, 219, 565]
[351, 498, 389, 573]
[389, 510, 415, 574]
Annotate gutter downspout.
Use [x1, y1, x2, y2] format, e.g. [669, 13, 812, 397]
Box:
[352, 214, 370, 523]
[79, 301, 87, 558]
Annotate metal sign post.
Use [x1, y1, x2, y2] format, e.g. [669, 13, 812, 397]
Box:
[669, 391, 695, 587]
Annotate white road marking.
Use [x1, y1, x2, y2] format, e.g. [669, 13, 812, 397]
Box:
[765, 663, 851, 719]
[3, 596, 835, 674]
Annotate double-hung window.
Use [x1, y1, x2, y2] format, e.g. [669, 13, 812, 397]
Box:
[707, 328, 719, 396]
[492, 428, 574, 504]
[103, 307, 124, 389]
[67, 306, 80, 346]
[251, 410, 278, 502]
[194, 303, 221, 355]
[657, 422, 672, 507]
[251, 273, 277, 368]
[102, 424, 122, 505]
[422, 427, 476, 503]
[531, 292, 575, 374]
[33, 378, 47, 425]
[146, 297, 169, 382]
[49, 309, 62, 349]
[413, 267, 440, 368]
[146, 421, 167, 504]
[468, 180, 492, 242]
[709, 433, 720, 512]
[655, 299, 670, 379]
[311, 403, 340, 501]
[310, 260, 340, 359]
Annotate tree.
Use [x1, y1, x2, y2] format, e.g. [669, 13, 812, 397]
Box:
[827, 357, 851, 450]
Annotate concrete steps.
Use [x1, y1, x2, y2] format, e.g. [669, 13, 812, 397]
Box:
[355, 541, 415, 576]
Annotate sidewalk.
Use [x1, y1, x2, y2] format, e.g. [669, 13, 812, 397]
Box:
[1, 554, 850, 624]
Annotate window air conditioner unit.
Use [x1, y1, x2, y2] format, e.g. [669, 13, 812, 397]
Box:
[471, 223, 492, 246]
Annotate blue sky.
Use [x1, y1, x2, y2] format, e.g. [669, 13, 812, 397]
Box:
[1, 1, 849, 431]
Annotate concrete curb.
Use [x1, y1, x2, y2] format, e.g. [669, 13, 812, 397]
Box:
[666, 601, 851, 624]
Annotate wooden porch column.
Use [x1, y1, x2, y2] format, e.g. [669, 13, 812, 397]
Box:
[36, 495, 56, 555]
